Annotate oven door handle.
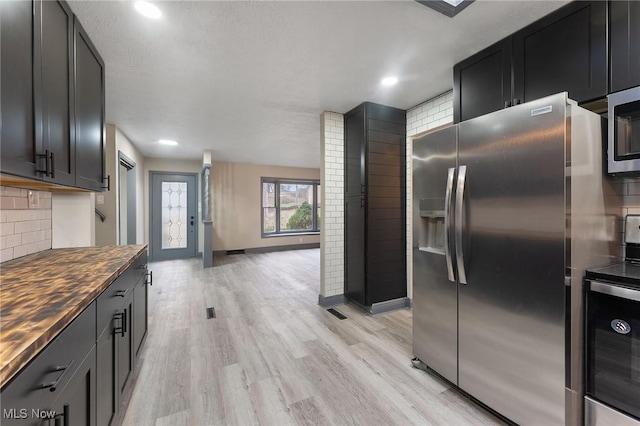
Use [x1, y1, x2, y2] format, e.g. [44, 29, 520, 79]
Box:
[590, 280, 640, 302]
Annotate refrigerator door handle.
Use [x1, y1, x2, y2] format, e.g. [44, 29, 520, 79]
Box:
[444, 167, 456, 282]
[455, 165, 468, 284]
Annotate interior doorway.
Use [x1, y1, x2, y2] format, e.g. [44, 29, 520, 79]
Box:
[118, 151, 137, 244]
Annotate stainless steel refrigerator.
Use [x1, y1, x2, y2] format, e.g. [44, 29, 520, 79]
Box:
[412, 93, 620, 425]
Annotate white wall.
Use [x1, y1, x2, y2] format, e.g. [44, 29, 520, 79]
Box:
[320, 112, 345, 298]
[52, 192, 95, 248]
[405, 90, 455, 298]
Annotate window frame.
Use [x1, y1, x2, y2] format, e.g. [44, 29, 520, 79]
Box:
[261, 177, 321, 237]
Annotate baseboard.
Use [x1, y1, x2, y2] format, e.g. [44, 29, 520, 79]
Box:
[370, 297, 411, 315]
[213, 242, 320, 256]
[318, 294, 346, 307]
[345, 296, 411, 315]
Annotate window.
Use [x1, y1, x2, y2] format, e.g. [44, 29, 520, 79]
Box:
[261, 178, 321, 236]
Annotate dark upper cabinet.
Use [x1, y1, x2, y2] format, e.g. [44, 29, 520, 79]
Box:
[513, 1, 607, 104]
[344, 102, 407, 307]
[454, 1, 607, 123]
[0, 0, 105, 191]
[0, 1, 40, 179]
[39, 0, 76, 186]
[74, 19, 106, 191]
[453, 38, 513, 123]
[610, 0, 640, 93]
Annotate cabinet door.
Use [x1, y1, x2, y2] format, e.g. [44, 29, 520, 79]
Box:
[513, 1, 607, 104]
[344, 196, 366, 305]
[117, 300, 133, 396]
[51, 346, 96, 426]
[453, 38, 512, 123]
[610, 0, 640, 93]
[74, 18, 106, 191]
[344, 106, 366, 198]
[39, 0, 75, 186]
[0, 0, 42, 179]
[133, 275, 148, 358]
[96, 323, 116, 426]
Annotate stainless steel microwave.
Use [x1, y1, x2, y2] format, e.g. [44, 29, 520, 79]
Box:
[608, 86, 640, 175]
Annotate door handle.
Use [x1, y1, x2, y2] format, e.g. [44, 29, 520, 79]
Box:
[444, 167, 456, 282]
[455, 165, 468, 284]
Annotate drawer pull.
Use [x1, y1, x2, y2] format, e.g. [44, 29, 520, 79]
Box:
[39, 360, 73, 392]
[114, 288, 131, 298]
[137, 263, 147, 270]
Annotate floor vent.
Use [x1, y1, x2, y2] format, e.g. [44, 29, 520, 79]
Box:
[226, 249, 245, 255]
[327, 308, 347, 320]
[206, 307, 216, 319]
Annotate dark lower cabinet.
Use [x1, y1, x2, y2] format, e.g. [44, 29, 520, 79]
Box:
[95, 251, 148, 426]
[96, 318, 116, 426]
[2, 252, 149, 426]
[344, 102, 407, 307]
[50, 346, 97, 426]
[610, 0, 640, 93]
[117, 299, 133, 396]
[133, 274, 148, 358]
[0, 303, 96, 426]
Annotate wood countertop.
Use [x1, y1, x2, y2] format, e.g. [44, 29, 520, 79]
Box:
[0, 244, 147, 389]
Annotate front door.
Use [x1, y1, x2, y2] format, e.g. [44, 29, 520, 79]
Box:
[150, 172, 197, 261]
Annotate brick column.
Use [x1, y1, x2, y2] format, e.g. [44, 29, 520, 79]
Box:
[319, 112, 345, 306]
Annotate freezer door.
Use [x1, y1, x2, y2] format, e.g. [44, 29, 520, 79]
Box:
[412, 125, 458, 384]
[457, 93, 567, 425]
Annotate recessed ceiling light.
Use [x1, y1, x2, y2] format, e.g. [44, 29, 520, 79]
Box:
[158, 139, 178, 146]
[381, 76, 398, 86]
[134, 1, 162, 19]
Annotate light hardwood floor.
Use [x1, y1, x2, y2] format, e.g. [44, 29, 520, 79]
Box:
[123, 249, 504, 426]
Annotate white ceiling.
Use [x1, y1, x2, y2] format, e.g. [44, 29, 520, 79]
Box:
[67, 0, 570, 169]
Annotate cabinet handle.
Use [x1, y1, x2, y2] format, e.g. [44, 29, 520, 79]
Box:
[137, 263, 147, 270]
[49, 151, 55, 179]
[146, 270, 153, 286]
[114, 312, 125, 337]
[123, 309, 128, 335]
[39, 360, 73, 392]
[102, 175, 111, 191]
[36, 150, 50, 176]
[114, 287, 131, 298]
[54, 404, 69, 426]
[360, 197, 364, 208]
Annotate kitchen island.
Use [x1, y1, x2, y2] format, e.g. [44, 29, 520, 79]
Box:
[0, 245, 147, 389]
